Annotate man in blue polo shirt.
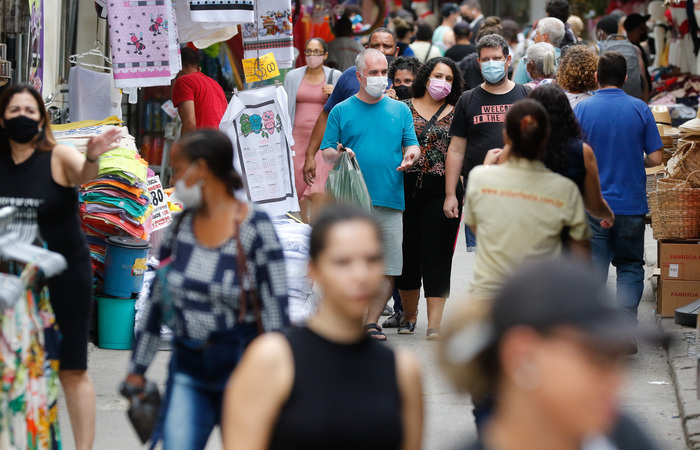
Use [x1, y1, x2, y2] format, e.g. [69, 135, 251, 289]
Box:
[321, 48, 420, 341]
[575, 51, 662, 340]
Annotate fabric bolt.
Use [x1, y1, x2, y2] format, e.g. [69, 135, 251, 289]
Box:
[321, 96, 419, 211]
[269, 327, 402, 450]
[81, 201, 148, 224]
[219, 85, 298, 217]
[69, 66, 123, 121]
[129, 205, 290, 375]
[0, 264, 61, 450]
[241, 0, 294, 69]
[81, 192, 150, 216]
[464, 158, 591, 296]
[189, 0, 253, 23]
[171, 71, 229, 129]
[107, 0, 181, 88]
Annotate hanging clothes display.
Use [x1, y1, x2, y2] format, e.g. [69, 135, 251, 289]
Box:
[220, 85, 299, 216]
[0, 263, 62, 450]
[175, 0, 239, 47]
[242, 0, 295, 69]
[68, 66, 123, 121]
[187, 0, 253, 23]
[106, 0, 181, 88]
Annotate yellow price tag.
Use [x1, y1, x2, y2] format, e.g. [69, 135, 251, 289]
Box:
[242, 52, 281, 83]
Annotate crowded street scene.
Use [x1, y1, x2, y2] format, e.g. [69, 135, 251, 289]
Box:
[3, 0, 700, 448]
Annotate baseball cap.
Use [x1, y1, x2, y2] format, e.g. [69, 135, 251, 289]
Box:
[445, 258, 667, 365]
[624, 13, 651, 32]
[441, 3, 460, 18]
[596, 15, 619, 35]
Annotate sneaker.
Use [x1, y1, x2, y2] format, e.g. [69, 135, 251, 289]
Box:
[398, 321, 416, 334]
[381, 305, 393, 316]
[382, 310, 404, 328]
[426, 328, 443, 341]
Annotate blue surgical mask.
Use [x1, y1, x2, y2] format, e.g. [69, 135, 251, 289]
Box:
[481, 60, 507, 84]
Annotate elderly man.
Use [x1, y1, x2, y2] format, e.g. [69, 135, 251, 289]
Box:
[321, 48, 420, 341]
[512, 17, 565, 84]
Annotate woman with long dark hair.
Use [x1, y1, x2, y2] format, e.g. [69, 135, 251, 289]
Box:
[0, 83, 121, 449]
[394, 57, 464, 340]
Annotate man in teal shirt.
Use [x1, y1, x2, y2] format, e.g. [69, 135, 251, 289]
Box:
[322, 48, 420, 341]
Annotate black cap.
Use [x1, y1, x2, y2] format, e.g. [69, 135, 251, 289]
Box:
[445, 258, 667, 364]
[441, 2, 460, 18]
[624, 13, 651, 32]
[596, 15, 619, 35]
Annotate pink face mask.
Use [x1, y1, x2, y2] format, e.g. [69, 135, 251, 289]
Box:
[427, 78, 452, 100]
[306, 54, 324, 69]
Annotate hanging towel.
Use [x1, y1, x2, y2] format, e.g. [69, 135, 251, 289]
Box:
[242, 0, 294, 69]
[219, 85, 298, 216]
[188, 0, 253, 23]
[107, 0, 181, 88]
[175, 0, 239, 45]
[68, 66, 123, 122]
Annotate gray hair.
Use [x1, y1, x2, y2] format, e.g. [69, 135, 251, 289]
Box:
[537, 17, 565, 47]
[476, 34, 509, 59]
[356, 48, 385, 74]
[526, 42, 557, 77]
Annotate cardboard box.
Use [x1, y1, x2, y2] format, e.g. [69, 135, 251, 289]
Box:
[657, 279, 700, 317]
[659, 240, 700, 281]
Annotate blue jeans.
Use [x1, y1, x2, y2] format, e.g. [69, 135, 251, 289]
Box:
[464, 225, 476, 252]
[588, 214, 646, 322]
[157, 324, 258, 449]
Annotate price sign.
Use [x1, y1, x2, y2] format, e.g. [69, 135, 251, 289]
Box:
[147, 176, 173, 231]
[161, 99, 179, 119]
[242, 52, 281, 83]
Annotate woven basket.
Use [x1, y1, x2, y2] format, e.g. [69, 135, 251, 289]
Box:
[654, 170, 689, 190]
[649, 170, 700, 239]
[670, 139, 700, 180]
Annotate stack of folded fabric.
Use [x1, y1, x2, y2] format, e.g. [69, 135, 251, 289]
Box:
[80, 149, 152, 287]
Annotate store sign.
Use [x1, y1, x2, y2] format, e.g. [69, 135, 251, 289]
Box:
[28, 0, 44, 93]
[147, 176, 172, 231]
[242, 52, 280, 83]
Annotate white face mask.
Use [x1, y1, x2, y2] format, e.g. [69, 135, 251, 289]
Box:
[174, 162, 203, 209]
[361, 74, 388, 98]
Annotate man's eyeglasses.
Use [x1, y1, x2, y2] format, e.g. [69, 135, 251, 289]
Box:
[304, 51, 325, 56]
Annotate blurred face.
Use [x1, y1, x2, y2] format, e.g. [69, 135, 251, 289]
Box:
[308, 221, 384, 320]
[512, 326, 625, 437]
[358, 53, 388, 81]
[393, 69, 415, 87]
[427, 62, 454, 86]
[3, 92, 42, 124]
[170, 143, 203, 188]
[534, 27, 548, 43]
[304, 39, 328, 66]
[368, 31, 398, 57]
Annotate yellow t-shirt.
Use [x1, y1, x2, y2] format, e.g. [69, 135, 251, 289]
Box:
[464, 158, 591, 296]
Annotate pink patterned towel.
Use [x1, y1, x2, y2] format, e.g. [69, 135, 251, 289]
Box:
[107, 0, 181, 88]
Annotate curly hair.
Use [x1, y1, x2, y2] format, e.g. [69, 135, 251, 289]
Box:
[529, 83, 582, 175]
[388, 56, 422, 82]
[410, 57, 464, 105]
[556, 44, 598, 93]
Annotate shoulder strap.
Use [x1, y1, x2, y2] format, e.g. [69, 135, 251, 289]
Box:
[463, 88, 475, 111]
[163, 209, 191, 260]
[425, 44, 433, 61]
[417, 102, 449, 144]
[327, 68, 335, 85]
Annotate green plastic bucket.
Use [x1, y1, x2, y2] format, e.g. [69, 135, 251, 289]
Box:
[96, 295, 136, 350]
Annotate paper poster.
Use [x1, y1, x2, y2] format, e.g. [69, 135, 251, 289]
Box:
[242, 52, 280, 83]
[28, 0, 44, 93]
[147, 176, 172, 231]
[232, 100, 295, 205]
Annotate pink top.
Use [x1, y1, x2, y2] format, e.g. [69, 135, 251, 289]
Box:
[292, 77, 327, 200]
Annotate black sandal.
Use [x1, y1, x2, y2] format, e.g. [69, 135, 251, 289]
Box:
[364, 323, 387, 341]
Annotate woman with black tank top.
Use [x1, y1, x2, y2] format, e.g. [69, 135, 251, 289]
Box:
[222, 206, 423, 450]
[0, 84, 121, 449]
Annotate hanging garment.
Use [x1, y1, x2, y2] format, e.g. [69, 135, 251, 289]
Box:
[219, 85, 299, 216]
[0, 264, 61, 450]
[69, 66, 123, 122]
[242, 0, 294, 69]
[175, 0, 240, 45]
[107, 0, 181, 88]
[188, 0, 253, 23]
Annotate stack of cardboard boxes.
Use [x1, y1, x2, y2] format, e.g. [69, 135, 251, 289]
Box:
[658, 239, 700, 316]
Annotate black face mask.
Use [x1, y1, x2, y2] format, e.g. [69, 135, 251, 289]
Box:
[3, 115, 40, 143]
[395, 85, 412, 100]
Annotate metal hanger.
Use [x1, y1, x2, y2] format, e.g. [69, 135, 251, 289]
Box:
[69, 40, 112, 73]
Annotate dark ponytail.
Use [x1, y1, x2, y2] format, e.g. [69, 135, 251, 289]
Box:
[178, 129, 244, 192]
[505, 99, 550, 161]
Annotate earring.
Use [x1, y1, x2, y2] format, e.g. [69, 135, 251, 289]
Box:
[513, 363, 541, 392]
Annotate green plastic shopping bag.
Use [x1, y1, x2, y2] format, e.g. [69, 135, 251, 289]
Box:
[325, 152, 373, 213]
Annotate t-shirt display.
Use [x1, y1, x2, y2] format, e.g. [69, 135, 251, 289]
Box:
[321, 96, 419, 210]
[449, 84, 530, 176]
[172, 71, 229, 129]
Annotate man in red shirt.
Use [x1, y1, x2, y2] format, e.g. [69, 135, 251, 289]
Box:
[172, 47, 228, 134]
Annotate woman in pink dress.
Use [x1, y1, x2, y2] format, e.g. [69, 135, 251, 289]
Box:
[284, 38, 342, 222]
